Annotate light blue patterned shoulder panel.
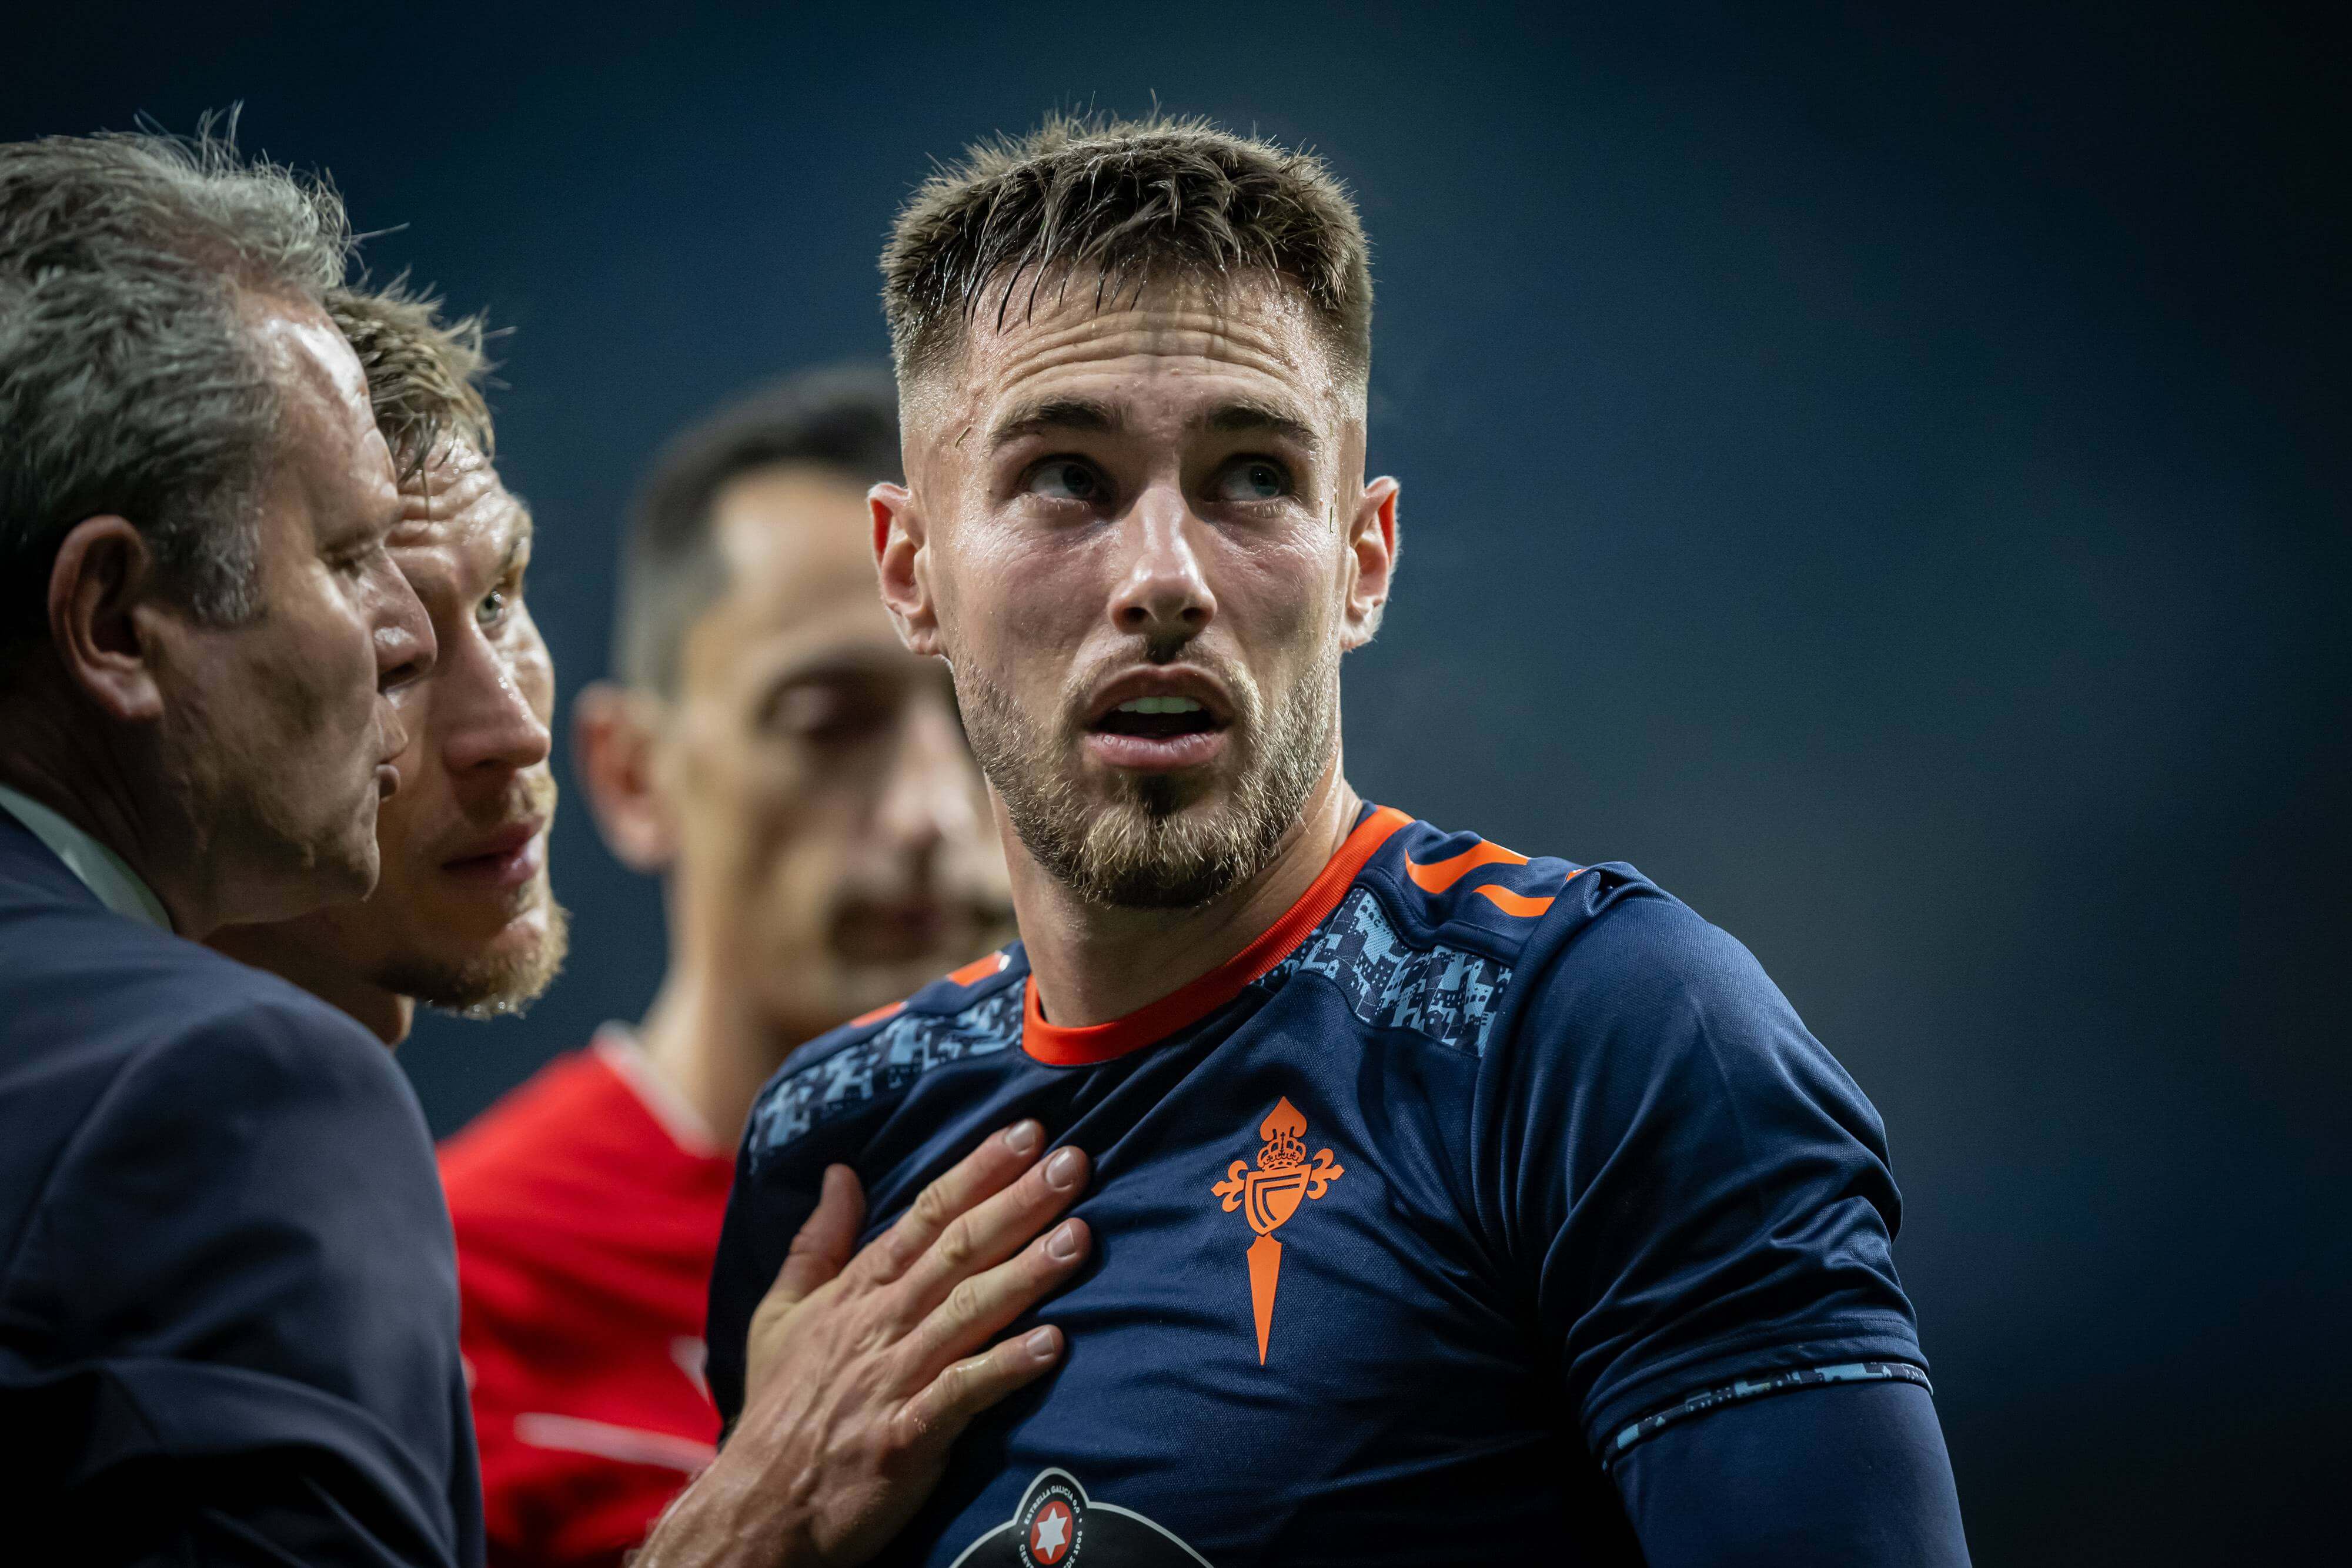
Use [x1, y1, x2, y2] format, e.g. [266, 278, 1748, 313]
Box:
[1260, 885, 1515, 1057]
[748, 981, 1023, 1160]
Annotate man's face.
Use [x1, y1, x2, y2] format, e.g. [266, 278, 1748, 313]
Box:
[653, 465, 1013, 1038]
[891, 273, 1391, 908]
[253, 442, 565, 1015]
[149, 300, 429, 918]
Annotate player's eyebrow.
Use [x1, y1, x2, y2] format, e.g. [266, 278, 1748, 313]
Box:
[495, 504, 533, 576]
[1198, 399, 1321, 454]
[990, 396, 1123, 449]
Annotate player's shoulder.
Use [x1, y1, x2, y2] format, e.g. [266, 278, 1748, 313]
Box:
[1336, 809, 1780, 1055]
[1354, 813, 1623, 955]
[437, 1042, 638, 1196]
[741, 944, 1029, 1169]
[16, 913, 413, 1138]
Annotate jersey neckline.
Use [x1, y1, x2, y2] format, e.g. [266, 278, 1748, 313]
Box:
[1021, 805, 1413, 1066]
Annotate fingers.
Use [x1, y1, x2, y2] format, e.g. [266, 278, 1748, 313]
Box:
[861, 1119, 1048, 1285]
[895, 1324, 1066, 1454]
[895, 1142, 1089, 1318]
[896, 1215, 1090, 1385]
[771, 1164, 866, 1308]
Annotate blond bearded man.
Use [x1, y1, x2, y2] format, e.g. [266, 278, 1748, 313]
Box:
[689, 117, 1972, 1567]
[214, 286, 568, 1043]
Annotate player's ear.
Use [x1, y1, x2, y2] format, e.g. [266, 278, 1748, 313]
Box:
[871, 483, 943, 658]
[572, 681, 679, 874]
[1339, 477, 1399, 650]
[49, 515, 168, 722]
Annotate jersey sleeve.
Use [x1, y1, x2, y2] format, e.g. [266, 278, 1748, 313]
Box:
[15, 993, 479, 1567]
[1487, 880, 1927, 1462]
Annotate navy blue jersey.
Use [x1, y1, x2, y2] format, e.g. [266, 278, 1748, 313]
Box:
[709, 808, 1927, 1567]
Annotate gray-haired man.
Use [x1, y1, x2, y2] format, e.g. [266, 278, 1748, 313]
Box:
[0, 130, 465, 1563]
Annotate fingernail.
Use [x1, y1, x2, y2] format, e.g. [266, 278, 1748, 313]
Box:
[1045, 1146, 1084, 1190]
[1025, 1326, 1059, 1361]
[1047, 1219, 1084, 1261]
[1004, 1121, 1042, 1156]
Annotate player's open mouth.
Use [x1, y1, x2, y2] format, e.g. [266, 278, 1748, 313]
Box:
[1083, 673, 1232, 772]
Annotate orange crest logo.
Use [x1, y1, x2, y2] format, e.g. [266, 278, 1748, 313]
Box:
[1211, 1095, 1343, 1365]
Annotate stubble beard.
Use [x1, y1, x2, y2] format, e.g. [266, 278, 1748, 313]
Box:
[377, 891, 573, 1021]
[954, 641, 1341, 911]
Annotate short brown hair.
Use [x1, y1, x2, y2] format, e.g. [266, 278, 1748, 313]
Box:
[616, 363, 901, 695]
[881, 113, 1372, 386]
[327, 283, 492, 477]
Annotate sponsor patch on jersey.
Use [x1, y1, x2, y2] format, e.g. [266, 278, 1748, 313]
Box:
[949, 1467, 1211, 1567]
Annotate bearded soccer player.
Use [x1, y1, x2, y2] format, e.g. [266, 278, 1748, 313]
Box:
[213, 285, 566, 1043]
[704, 118, 1972, 1567]
[440, 367, 1017, 1568]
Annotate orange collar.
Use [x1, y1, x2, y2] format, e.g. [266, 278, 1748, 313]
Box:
[1022, 806, 1412, 1067]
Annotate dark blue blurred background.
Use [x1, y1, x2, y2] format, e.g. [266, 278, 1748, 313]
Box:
[14, 3, 2344, 1559]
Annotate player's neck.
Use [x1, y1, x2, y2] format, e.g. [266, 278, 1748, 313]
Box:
[634, 961, 799, 1148]
[1013, 758, 1362, 1031]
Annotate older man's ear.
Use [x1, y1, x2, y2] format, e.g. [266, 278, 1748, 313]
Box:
[44, 516, 166, 724]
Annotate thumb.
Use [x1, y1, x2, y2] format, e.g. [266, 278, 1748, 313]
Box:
[772, 1163, 866, 1307]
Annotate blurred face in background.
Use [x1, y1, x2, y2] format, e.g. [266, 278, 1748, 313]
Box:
[214, 440, 566, 1026]
[582, 463, 1013, 1044]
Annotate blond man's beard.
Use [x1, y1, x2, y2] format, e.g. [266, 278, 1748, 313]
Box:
[954, 642, 1339, 911]
[379, 894, 572, 1021]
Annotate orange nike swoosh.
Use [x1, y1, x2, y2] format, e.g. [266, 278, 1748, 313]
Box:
[1475, 884, 1556, 917]
[1404, 840, 1529, 892]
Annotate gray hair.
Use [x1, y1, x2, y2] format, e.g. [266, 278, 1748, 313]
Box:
[0, 123, 353, 651]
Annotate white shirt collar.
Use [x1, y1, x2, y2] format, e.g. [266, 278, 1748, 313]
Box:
[592, 1023, 724, 1159]
[0, 783, 173, 933]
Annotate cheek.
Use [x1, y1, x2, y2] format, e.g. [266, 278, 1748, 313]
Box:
[514, 622, 557, 723]
[951, 525, 1096, 666]
[1222, 530, 1336, 649]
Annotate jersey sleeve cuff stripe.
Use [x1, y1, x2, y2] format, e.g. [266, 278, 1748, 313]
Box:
[1604, 1360, 1933, 1463]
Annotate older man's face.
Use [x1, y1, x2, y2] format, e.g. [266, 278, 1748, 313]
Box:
[150, 300, 431, 922]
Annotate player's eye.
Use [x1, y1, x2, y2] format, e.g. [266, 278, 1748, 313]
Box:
[763, 678, 894, 745]
[1212, 458, 1291, 504]
[475, 589, 510, 629]
[1024, 459, 1105, 504]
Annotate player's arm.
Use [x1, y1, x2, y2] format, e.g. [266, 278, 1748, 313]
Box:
[1612, 1378, 1967, 1565]
[1494, 880, 1969, 1563]
[636, 1119, 1091, 1568]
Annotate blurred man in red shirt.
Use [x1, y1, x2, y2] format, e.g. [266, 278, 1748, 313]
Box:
[438, 368, 1014, 1568]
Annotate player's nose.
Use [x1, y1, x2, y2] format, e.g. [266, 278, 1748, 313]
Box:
[1108, 484, 1215, 644]
[440, 630, 553, 775]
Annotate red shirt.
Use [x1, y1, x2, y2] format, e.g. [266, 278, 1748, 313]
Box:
[440, 1030, 734, 1568]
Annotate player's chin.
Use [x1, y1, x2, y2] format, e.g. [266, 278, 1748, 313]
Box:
[419, 874, 554, 954]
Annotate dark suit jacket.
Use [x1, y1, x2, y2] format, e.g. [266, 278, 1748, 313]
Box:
[0, 810, 483, 1566]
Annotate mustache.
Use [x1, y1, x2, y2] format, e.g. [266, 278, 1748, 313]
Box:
[459, 770, 559, 833]
[1057, 640, 1264, 731]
